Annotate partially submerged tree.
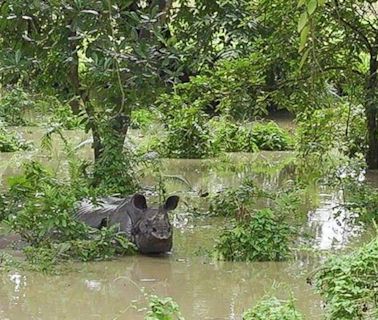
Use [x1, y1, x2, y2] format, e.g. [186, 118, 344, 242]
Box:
[0, 0, 180, 191]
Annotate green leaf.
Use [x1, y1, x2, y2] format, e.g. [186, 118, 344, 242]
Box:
[318, 0, 326, 6]
[15, 49, 21, 64]
[299, 48, 310, 69]
[307, 0, 317, 15]
[298, 11, 308, 33]
[297, 0, 305, 7]
[299, 25, 310, 52]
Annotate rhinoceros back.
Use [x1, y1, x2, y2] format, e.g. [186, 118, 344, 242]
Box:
[75, 196, 135, 236]
[75, 198, 120, 229]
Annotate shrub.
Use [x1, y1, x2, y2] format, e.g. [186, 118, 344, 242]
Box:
[343, 182, 378, 225]
[145, 295, 184, 320]
[0, 87, 34, 125]
[243, 296, 304, 320]
[130, 109, 157, 129]
[209, 178, 269, 217]
[215, 208, 295, 262]
[315, 237, 378, 319]
[2, 159, 136, 270]
[49, 104, 82, 129]
[160, 106, 212, 159]
[0, 125, 31, 152]
[250, 121, 293, 151]
[208, 116, 258, 153]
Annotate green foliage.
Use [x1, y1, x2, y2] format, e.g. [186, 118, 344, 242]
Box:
[2, 158, 136, 271]
[250, 121, 293, 151]
[209, 178, 269, 217]
[296, 102, 367, 182]
[343, 181, 378, 225]
[211, 179, 303, 262]
[214, 208, 295, 262]
[315, 237, 378, 319]
[243, 296, 304, 320]
[93, 122, 140, 195]
[145, 295, 184, 320]
[160, 107, 212, 159]
[0, 88, 34, 125]
[130, 109, 157, 130]
[208, 117, 258, 153]
[49, 104, 82, 130]
[157, 56, 269, 121]
[143, 116, 293, 158]
[209, 178, 303, 218]
[0, 125, 31, 152]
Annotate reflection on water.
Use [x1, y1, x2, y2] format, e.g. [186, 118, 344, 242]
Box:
[308, 190, 362, 250]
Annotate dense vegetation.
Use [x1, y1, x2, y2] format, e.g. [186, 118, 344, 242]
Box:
[0, 0, 378, 318]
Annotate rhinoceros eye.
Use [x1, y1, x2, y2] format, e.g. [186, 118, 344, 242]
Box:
[152, 227, 157, 232]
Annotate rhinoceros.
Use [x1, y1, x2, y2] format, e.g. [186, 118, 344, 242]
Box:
[76, 194, 179, 254]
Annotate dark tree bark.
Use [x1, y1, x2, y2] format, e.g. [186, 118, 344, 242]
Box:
[365, 49, 378, 169]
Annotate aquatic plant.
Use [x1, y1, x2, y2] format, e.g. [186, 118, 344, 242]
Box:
[214, 208, 295, 262]
[145, 295, 184, 320]
[209, 178, 269, 217]
[243, 296, 304, 320]
[315, 237, 378, 319]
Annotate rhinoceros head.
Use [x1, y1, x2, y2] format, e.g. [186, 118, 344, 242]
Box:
[130, 194, 179, 254]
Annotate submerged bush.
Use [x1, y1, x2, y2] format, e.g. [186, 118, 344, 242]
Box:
[215, 208, 295, 262]
[211, 180, 303, 262]
[250, 121, 293, 151]
[160, 106, 211, 159]
[2, 159, 136, 270]
[315, 237, 378, 319]
[145, 295, 184, 320]
[243, 296, 303, 320]
[0, 126, 31, 152]
[209, 178, 269, 217]
[208, 116, 258, 153]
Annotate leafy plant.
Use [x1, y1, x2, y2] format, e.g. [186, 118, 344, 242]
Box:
[145, 295, 184, 320]
[209, 178, 269, 217]
[315, 237, 378, 319]
[243, 296, 303, 320]
[0, 88, 35, 125]
[208, 116, 258, 153]
[0, 125, 31, 152]
[130, 109, 157, 130]
[159, 106, 212, 159]
[2, 156, 136, 271]
[214, 208, 295, 262]
[250, 121, 293, 151]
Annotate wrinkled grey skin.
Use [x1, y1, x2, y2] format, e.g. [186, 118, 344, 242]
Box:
[76, 194, 179, 254]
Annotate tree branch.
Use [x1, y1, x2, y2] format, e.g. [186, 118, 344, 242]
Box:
[331, 0, 373, 52]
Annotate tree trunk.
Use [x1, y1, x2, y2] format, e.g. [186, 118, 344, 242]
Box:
[365, 50, 378, 169]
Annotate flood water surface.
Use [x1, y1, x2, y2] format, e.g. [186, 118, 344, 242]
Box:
[0, 127, 369, 319]
[0, 249, 321, 320]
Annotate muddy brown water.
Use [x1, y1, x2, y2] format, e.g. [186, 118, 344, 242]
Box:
[0, 126, 372, 319]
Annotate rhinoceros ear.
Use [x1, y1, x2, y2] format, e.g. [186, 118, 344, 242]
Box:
[132, 194, 147, 210]
[164, 196, 179, 211]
